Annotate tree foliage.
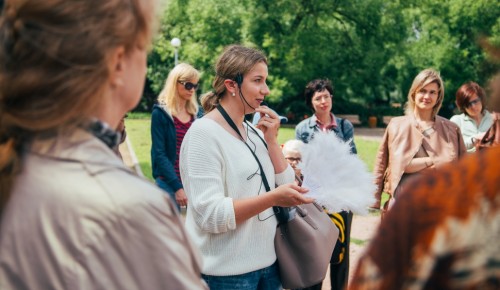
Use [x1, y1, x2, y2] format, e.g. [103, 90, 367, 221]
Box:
[142, 0, 499, 122]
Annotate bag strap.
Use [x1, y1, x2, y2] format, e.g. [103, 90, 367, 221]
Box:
[216, 104, 288, 222]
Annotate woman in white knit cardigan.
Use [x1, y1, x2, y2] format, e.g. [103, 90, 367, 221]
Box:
[180, 45, 313, 290]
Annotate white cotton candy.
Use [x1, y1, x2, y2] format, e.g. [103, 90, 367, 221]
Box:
[299, 132, 376, 215]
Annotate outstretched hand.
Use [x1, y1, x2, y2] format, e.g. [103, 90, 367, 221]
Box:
[271, 183, 314, 207]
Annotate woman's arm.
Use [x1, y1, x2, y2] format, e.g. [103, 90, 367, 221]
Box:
[254, 106, 289, 173]
[151, 109, 183, 192]
[339, 118, 358, 154]
[372, 127, 390, 208]
[233, 183, 311, 224]
[404, 156, 434, 173]
[266, 140, 289, 173]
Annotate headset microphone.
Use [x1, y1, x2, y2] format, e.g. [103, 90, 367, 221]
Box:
[235, 73, 256, 110]
[235, 73, 243, 87]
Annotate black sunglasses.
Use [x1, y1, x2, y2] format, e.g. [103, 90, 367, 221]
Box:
[178, 81, 199, 91]
[466, 98, 481, 108]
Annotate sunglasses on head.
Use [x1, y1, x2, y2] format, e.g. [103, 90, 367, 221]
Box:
[178, 81, 199, 90]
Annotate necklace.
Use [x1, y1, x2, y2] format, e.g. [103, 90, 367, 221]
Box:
[421, 126, 435, 137]
[417, 122, 435, 137]
[415, 117, 435, 137]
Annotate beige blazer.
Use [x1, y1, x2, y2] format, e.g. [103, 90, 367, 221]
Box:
[0, 129, 207, 290]
[373, 115, 466, 205]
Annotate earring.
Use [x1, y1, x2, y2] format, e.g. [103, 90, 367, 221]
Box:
[232, 93, 235, 97]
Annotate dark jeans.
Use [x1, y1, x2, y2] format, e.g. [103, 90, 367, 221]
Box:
[202, 262, 281, 290]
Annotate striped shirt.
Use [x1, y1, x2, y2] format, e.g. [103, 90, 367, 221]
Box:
[173, 116, 194, 181]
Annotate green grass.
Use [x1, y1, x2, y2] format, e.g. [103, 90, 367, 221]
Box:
[126, 116, 381, 181]
[277, 127, 296, 144]
[350, 238, 370, 246]
[354, 138, 380, 172]
[125, 118, 154, 180]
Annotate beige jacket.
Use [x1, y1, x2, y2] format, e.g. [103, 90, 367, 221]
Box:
[0, 129, 208, 290]
[373, 115, 466, 204]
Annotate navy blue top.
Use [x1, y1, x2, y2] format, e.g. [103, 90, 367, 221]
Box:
[150, 104, 202, 192]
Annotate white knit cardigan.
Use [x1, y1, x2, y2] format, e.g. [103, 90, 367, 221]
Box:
[180, 118, 294, 276]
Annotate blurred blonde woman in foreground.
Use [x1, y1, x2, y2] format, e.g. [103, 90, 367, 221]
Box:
[0, 0, 207, 289]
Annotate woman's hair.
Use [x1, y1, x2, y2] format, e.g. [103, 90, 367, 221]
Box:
[201, 45, 267, 112]
[304, 79, 334, 110]
[157, 63, 200, 116]
[0, 0, 157, 212]
[282, 139, 304, 156]
[490, 74, 500, 112]
[405, 68, 445, 118]
[455, 81, 486, 115]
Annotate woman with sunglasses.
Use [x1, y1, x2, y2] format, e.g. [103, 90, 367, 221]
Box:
[373, 69, 466, 215]
[151, 63, 202, 211]
[450, 82, 494, 152]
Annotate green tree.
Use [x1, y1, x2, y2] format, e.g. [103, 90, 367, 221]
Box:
[143, 0, 499, 121]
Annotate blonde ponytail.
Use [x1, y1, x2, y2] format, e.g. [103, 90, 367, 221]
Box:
[201, 91, 220, 113]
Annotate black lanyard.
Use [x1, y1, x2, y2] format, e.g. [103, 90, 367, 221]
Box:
[216, 104, 288, 222]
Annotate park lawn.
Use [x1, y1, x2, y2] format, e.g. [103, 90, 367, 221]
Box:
[125, 118, 154, 180]
[126, 115, 380, 181]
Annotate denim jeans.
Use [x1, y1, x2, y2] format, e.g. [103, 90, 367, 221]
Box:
[202, 262, 282, 290]
[155, 177, 180, 212]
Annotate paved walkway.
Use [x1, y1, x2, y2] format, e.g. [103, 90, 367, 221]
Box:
[354, 127, 385, 141]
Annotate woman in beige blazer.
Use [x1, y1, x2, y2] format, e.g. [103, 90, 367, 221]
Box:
[373, 69, 466, 212]
[0, 1, 207, 289]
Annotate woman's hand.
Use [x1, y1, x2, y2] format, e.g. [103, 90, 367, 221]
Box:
[175, 188, 188, 207]
[472, 132, 486, 144]
[254, 106, 280, 143]
[270, 183, 314, 207]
